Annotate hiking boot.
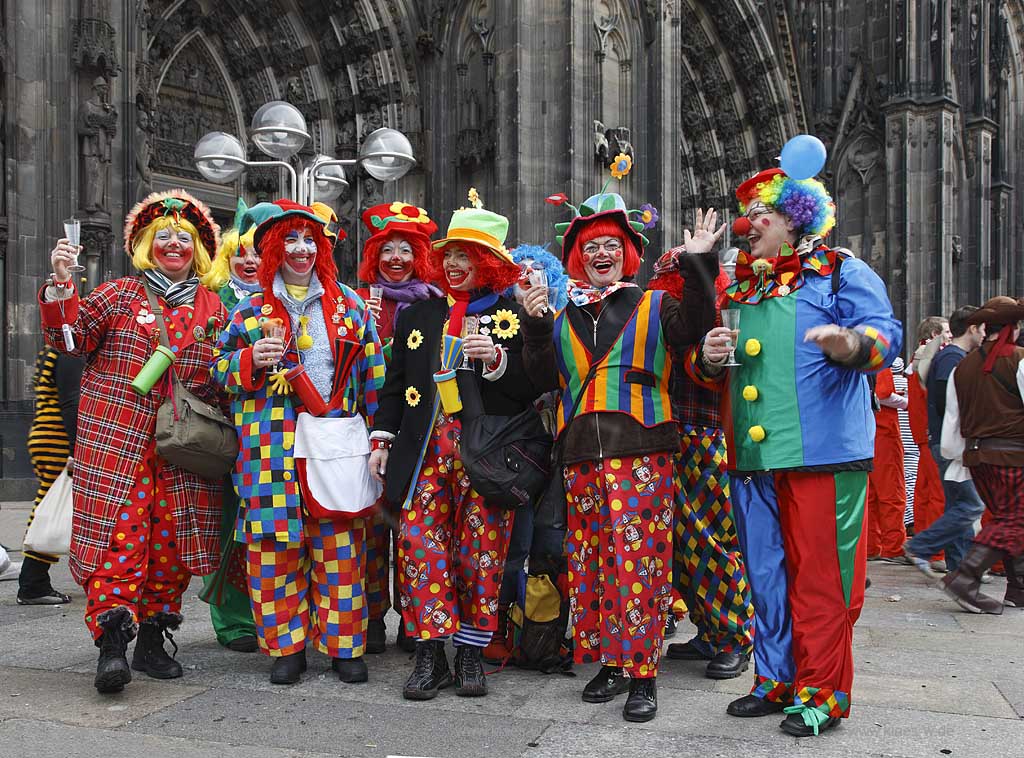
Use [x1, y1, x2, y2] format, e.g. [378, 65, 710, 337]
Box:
[131, 612, 184, 679]
[623, 677, 657, 722]
[366, 618, 386, 654]
[94, 607, 137, 694]
[481, 603, 513, 664]
[270, 650, 307, 685]
[454, 645, 488, 697]
[942, 543, 1005, 614]
[582, 665, 628, 703]
[403, 640, 453, 700]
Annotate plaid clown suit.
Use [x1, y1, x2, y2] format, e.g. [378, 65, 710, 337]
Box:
[212, 277, 385, 659]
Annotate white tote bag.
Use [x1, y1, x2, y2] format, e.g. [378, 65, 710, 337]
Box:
[23, 465, 73, 555]
[293, 414, 382, 519]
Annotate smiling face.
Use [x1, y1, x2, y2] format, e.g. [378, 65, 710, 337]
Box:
[378, 234, 415, 283]
[442, 246, 478, 291]
[581, 235, 624, 287]
[741, 201, 798, 259]
[282, 223, 317, 285]
[152, 226, 195, 282]
[230, 242, 261, 284]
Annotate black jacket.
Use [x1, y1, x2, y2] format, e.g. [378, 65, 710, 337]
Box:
[373, 295, 540, 504]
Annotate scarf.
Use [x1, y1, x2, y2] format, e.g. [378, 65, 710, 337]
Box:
[567, 279, 637, 308]
[445, 290, 500, 337]
[376, 277, 443, 320]
[982, 323, 1018, 373]
[143, 269, 200, 307]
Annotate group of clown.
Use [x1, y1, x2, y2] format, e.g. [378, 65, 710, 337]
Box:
[39, 151, 901, 737]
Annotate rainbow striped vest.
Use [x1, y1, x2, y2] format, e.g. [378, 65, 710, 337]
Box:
[554, 289, 672, 436]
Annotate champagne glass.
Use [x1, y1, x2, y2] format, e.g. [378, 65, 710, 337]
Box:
[721, 309, 741, 367]
[528, 268, 549, 314]
[64, 218, 85, 272]
[268, 324, 286, 371]
[368, 285, 383, 321]
[461, 315, 479, 370]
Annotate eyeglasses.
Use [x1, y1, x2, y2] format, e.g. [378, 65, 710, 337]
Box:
[582, 240, 623, 255]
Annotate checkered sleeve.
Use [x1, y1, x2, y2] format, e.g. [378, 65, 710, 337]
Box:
[683, 342, 725, 391]
[39, 280, 120, 357]
[211, 302, 265, 394]
[355, 295, 385, 423]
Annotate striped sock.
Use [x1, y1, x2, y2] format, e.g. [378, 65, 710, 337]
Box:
[453, 624, 493, 648]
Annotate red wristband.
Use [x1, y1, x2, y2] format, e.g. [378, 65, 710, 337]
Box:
[370, 438, 392, 451]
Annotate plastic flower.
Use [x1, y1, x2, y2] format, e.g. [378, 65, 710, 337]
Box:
[387, 202, 430, 224]
[610, 153, 633, 179]
[407, 329, 424, 350]
[405, 386, 421, 407]
[545, 193, 569, 206]
[492, 309, 521, 340]
[639, 203, 659, 230]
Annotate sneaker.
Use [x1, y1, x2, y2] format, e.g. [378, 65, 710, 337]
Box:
[929, 560, 948, 573]
[903, 547, 937, 578]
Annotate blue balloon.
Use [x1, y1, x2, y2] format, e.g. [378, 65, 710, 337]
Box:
[780, 135, 827, 180]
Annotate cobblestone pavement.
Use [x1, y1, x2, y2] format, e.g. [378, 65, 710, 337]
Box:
[2, 500, 1023, 758]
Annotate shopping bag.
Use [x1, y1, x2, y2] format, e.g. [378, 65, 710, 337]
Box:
[23, 466, 73, 555]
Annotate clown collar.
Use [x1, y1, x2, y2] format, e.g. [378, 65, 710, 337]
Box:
[726, 237, 837, 305]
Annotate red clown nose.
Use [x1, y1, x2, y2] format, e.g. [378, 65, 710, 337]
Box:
[732, 216, 752, 237]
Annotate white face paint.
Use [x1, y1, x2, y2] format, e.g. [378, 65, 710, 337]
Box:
[378, 235, 416, 283]
[283, 224, 317, 284]
[443, 247, 478, 291]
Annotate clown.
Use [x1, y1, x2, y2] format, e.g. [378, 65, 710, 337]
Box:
[356, 202, 442, 654]
[369, 191, 538, 701]
[647, 245, 756, 681]
[211, 199, 385, 686]
[201, 200, 262, 313]
[694, 168, 902, 737]
[521, 160, 720, 722]
[41, 190, 226, 694]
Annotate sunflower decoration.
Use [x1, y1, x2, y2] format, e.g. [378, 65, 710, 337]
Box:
[609, 152, 633, 180]
[386, 202, 431, 225]
[407, 329, 424, 350]
[405, 386, 422, 407]
[492, 309, 521, 340]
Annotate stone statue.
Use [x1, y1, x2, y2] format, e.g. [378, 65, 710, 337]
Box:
[593, 120, 609, 161]
[78, 76, 118, 215]
[134, 99, 153, 201]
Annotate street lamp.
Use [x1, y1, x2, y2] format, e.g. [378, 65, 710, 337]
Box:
[193, 100, 416, 206]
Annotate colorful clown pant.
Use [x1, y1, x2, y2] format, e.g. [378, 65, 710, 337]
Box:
[83, 446, 196, 640]
[672, 425, 754, 656]
[245, 513, 368, 659]
[365, 502, 399, 621]
[731, 470, 868, 719]
[564, 453, 675, 679]
[397, 415, 513, 645]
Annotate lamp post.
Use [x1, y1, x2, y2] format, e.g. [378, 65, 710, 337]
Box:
[193, 100, 416, 205]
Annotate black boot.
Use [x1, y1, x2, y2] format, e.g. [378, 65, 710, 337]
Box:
[94, 607, 137, 694]
[332, 656, 369, 683]
[403, 640, 453, 700]
[396, 623, 416, 653]
[623, 677, 657, 722]
[366, 618, 386, 654]
[705, 650, 750, 680]
[582, 665, 629, 703]
[727, 693, 786, 717]
[1004, 554, 1024, 608]
[16, 555, 71, 605]
[942, 543, 1005, 614]
[131, 612, 184, 679]
[270, 650, 307, 685]
[453, 645, 487, 697]
[665, 636, 713, 661]
[780, 710, 841, 737]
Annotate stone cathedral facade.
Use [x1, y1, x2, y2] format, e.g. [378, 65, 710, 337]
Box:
[0, 0, 1021, 486]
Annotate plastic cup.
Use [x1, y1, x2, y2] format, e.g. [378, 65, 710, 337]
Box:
[131, 345, 176, 395]
[63, 218, 85, 272]
[434, 369, 462, 414]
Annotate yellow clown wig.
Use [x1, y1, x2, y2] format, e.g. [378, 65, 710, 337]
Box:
[130, 215, 214, 277]
[200, 227, 256, 291]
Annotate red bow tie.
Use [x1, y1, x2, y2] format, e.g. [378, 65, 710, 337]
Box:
[733, 243, 803, 294]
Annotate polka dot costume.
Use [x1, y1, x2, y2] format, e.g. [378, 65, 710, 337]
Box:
[563, 455, 674, 678]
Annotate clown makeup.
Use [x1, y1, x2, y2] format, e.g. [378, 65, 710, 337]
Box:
[152, 226, 195, 282]
[513, 257, 535, 303]
[378, 235, 415, 283]
[581, 235, 624, 287]
[742, 201, 797, 260]
[443, 246, 478, 291]
[282, 224, 317, 285]
[230, 243, 261, 285]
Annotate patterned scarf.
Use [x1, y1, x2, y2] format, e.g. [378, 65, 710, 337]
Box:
[376, 277, 443, 320]
[567, 278, 637, 308]
[445, 290, 500, 337]
[143, 269, 200, 307]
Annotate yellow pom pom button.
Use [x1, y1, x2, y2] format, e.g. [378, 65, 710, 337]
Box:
[745, 338, 761, 356]
[742, 385, 759, 402]
[748, 425, 766, 443]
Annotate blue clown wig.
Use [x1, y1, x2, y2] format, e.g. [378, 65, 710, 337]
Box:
[505, 244, 569, 311]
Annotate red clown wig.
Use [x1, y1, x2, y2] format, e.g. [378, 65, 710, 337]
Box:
[566, 216, 642, 281]
[429, 241, 521, 293]
[257, 217, 338, 292]
[358, 232, 434, 285]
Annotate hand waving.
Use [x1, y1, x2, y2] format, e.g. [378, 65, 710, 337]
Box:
[682, 208, 727, 256]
